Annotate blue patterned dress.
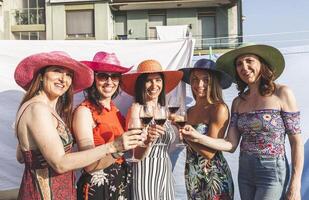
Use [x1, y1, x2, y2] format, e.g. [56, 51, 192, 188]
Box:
[185, 124, 234, 200]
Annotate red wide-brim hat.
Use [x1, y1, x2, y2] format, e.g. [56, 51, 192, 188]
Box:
[14, 51, 94, 93]
[81, 51, 133, 73]
[121, 59, 183, 96]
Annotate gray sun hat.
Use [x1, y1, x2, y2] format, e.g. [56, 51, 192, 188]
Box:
[179, 58, 233, 89]
[216, 44, 285, 82]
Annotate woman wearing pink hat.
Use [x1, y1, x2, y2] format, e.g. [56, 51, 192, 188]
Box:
[121, 59, 183, 200]
[14, 51, 143, 200]
[73, 52, 136, 200]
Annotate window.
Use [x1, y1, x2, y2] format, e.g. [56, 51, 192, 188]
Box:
[148, 13, 166, 40]
[114, 15, 127, 39]
[66, 10, 94, 39]
[16, 0, 45, 25]
[13, 31, 46, 40]
[198, 12, 216, 49]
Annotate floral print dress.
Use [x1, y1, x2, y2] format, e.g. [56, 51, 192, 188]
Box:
[185, 123, 234, 200]
[76, 100, 132, 200]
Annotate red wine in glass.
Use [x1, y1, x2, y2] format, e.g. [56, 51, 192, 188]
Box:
[175, 120, 187, 128]
[168, 106, 180, 114]
[154, 118, 167, 126]
[128, 127, 143, 131]
[141, 116, 153, 126]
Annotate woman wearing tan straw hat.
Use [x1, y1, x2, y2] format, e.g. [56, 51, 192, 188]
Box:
[14, 51, 143, 200]
[73, 52, 136, 200]
[180, 44, 304, 200]
[178, 58, 234, 200]
[121, 59, 183, 200]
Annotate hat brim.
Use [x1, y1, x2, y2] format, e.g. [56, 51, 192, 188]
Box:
[121, 70, 183, 96]
[179, 67, 233, 89]
[216, 44, 285, 82]
[81, 61, 133, 73]
[14, 53, 93, 93]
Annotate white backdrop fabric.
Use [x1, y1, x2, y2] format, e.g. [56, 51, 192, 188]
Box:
[0, 39, 194, 190]
[0, 41, 308, 199]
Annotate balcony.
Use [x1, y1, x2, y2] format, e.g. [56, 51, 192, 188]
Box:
[110, 0, 237, 11]
[11, 8, 46, 32]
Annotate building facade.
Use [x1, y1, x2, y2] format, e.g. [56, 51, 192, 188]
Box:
[1, 0, 243, 50]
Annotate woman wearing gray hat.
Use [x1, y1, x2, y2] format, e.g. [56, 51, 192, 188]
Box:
[178, 58, 234, 200]
[180, 44, 303, 200]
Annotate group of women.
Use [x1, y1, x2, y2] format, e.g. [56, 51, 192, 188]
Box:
[14, 44, 303, 200]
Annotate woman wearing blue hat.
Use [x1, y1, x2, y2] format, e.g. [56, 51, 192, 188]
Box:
[180, 44, 303, 200]
[178, 58, 234, 200]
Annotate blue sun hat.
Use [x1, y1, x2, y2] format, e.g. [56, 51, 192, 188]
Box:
[179, 58, 233, 89]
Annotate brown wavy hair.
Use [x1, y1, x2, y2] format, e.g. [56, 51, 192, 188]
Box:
[18, 67, 74, 127]
[235, 54, 276, 97]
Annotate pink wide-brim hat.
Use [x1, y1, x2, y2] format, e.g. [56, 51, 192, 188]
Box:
[14, 51, 94, 93]
[121, 59, 183, 96]
[81, 51, 133, 73]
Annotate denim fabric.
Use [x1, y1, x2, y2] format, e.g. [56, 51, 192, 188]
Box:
[238, 152, 289, 200]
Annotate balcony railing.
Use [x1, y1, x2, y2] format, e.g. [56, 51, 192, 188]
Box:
[114, 34, 242, 50]
[13, 8, 45, 25]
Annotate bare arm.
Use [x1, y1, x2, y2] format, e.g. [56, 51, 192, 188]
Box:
[184, 103, 230, 159]
[278, 85, 303, 200]
[181, 99, 241, 153]
[25, 104, 142, 174]
[16, 144, 24, 163]
[73, 106, 115, 173]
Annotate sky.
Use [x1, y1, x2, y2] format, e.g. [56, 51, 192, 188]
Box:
[242, 0, 309, 48]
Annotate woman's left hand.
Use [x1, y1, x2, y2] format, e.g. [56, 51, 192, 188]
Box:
[180, 125, 201, 143]
[286, 185, 301, 200]
[144, 124, 165, 144]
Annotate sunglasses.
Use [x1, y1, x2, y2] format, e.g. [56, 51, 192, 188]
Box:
[96, 73, 121, 82]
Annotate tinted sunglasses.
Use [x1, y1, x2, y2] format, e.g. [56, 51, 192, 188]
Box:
[95, 73, 121, 81]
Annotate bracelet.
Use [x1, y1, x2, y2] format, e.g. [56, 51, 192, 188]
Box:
[111, 152, 124, 159]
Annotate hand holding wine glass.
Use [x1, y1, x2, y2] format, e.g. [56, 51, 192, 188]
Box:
[174, 109, 187, 147]
[153, 105, 167, 146]
[125, 117, 144, 162]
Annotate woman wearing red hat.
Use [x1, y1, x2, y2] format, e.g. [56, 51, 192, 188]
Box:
[73, 52, 136, 200]
[121, 59, 183, 200]
[14, 51, 143, 200]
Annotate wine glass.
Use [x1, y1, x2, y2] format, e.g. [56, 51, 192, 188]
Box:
[139, 104, 154, 146]
[174, 109, 187, 147]
[126, 117, 143, 163]
[153, 105, 168, 146]
[168, 96, 180, 119]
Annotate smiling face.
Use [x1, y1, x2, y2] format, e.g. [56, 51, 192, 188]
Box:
[144, 73, 163, 102]
[41, 66, 73, 99]
[190, 69, 210, 99]
[94, 72, 120, 99]
[235, 54, 262, 84]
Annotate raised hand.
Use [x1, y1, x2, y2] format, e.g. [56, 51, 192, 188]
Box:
[112, 129, 143, 152]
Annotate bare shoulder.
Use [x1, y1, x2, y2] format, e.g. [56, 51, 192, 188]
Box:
[74, 105, 92, 117]
[231, 96, 241, 113]
[275, 84, 298, 111]
[27, 102, 53, 119]
[209, 102, 229, 121]
[126, 103, 140, 118]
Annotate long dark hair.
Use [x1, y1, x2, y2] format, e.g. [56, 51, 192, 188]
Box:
[134, 73, 166, 106]
[18, 67, 74, 127]
[235, 55, 276, 97]
[84, 74, 120, 114]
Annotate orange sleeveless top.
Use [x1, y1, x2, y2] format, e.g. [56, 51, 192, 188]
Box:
[80, 100, 126, 163]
